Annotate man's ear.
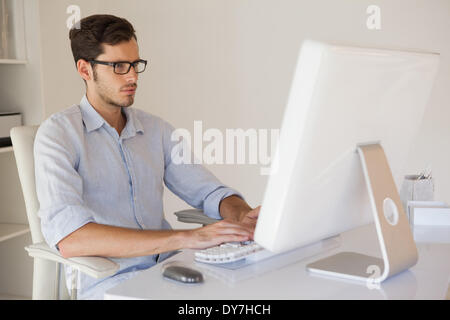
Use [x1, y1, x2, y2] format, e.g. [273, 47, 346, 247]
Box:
[77, 59, 93, 82]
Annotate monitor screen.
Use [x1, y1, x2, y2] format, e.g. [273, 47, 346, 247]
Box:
[254, 40, 440, 253]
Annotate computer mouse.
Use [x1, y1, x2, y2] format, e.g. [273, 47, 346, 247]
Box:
[162, 265, 204, 284]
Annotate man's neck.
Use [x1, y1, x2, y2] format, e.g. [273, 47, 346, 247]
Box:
[86, 91, 126, 136]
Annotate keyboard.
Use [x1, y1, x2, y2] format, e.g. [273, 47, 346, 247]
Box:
[194, 241, 276, 265]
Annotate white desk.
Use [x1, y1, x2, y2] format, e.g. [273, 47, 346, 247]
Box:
[104, 224, 450, 300]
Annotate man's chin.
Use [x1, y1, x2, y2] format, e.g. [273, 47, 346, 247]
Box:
[110, 96, 134, 108]
[122, 97, 134, 107]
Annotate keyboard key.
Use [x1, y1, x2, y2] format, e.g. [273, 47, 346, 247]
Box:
[194, 241, 268, 264]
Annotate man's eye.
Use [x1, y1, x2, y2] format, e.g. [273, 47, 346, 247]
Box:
[115, 63, 128, 72]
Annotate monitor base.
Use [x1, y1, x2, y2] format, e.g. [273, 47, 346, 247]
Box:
[306, 143, 418, 283]
[307, 251, 384, 282]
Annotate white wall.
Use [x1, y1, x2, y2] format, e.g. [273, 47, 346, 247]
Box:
[0, 0, 44, 124]
[36, 0, 450, 229]
[0, 0, 43, 298]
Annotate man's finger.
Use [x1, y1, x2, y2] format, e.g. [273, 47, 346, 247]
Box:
[246, 206, 261, 219]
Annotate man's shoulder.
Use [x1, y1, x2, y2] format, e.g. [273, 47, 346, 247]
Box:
[132, 107, 160, 121]
[46, 104, 82, 123]
[37, 104, 83, 140]
[131, 107, 173, 130]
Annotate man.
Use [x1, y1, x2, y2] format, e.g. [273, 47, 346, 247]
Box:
[35, 14, 260, 299]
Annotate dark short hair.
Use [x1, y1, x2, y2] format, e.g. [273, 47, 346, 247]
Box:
[69, 14, 137, 66]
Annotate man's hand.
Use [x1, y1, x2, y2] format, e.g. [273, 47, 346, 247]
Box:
[182, 195, 262, 250]
[186, 220, 254, 250]
[219, 195, 260, 225]
[238, 205, 260, 228]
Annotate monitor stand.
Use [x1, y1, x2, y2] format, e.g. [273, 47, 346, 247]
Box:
[306, 143, 418, 284]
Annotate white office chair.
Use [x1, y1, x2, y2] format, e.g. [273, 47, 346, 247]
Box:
[11, 126, 120, 300]
[10, 125, 217, 300]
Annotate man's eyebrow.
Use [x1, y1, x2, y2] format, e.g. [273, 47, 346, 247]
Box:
[112, 58, 142, 63]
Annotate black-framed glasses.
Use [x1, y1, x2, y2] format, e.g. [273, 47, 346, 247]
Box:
[89, 59, 148, 75]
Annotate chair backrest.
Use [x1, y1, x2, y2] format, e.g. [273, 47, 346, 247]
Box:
[10, 125, 43, 244]
[11, 125, 73, 300]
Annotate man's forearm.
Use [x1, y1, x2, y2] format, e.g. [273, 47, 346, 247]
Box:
[219, 195, 253, 222]
[58, 219, 254, 259]
[57, 222, 188, 259]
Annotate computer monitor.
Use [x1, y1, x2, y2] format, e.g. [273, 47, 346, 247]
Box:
[254, 40, 440, 282]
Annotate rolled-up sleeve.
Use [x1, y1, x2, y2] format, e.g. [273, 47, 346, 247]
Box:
[162, 121, 245, 220]
[34, 117, 95, 249]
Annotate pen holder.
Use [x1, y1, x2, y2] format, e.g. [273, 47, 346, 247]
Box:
[399, 175, 434, 214]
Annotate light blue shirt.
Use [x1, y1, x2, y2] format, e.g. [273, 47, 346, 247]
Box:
[34, 95, 243, 299]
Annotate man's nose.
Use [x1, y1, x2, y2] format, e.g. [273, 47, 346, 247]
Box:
[126, 67, 138, 82]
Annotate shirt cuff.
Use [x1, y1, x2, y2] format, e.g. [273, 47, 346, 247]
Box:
[39, 205, 96, 250]
[202, 187, 245, 220]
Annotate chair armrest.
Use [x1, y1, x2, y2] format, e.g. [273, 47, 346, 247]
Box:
[25, 242, 119, 279]
[174, 209, 219, 225]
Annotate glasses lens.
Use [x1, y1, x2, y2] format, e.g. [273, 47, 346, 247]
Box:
[115, 62, 130, 74]
[134, 61, 147, 73]
[113, 61, 147, 74]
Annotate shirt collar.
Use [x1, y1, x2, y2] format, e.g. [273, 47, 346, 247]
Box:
[80, 95, 105, 133]
[79, 95, 145, 136]
[122, 106, 145, 136]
